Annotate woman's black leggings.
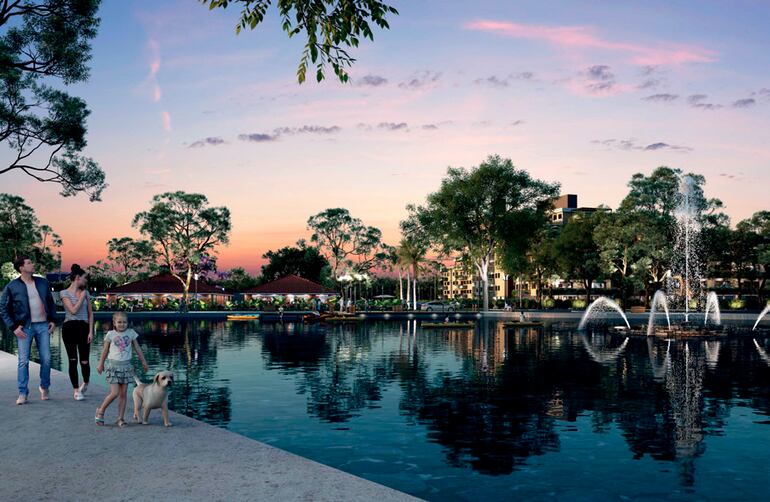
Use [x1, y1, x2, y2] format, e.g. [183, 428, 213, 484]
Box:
[62, 320, 90, 388]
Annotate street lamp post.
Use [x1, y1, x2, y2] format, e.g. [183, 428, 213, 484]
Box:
[194, 273, 199, 306]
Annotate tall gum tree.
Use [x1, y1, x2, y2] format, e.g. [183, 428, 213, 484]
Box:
[132, 192, 231, 311]
[416, 155, 559, 311]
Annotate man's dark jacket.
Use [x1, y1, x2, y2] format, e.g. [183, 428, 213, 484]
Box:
[0, 277, 57, 331]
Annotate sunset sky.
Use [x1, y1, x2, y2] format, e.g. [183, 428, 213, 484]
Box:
[3, 0, 769, 274]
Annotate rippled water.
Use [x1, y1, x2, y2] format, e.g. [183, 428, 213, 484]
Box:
[3, 319, 770, 500]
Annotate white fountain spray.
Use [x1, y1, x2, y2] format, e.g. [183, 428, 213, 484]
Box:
[753, 304, 770, 331]
[578, 296, 631, 330]
[703, 291, 721, 326]
[647, 290, 671, 337]
[669, 174, 703, 323]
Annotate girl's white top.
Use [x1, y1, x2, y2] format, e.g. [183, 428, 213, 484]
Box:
[105, 329, 138, 361]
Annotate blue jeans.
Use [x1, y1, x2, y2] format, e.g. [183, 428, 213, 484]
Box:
[16, 322, 51, 395]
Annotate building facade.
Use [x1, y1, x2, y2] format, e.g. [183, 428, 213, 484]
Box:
[440, 194, 609, 302]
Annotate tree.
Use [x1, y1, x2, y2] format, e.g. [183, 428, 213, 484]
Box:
[593, 210, 647, 308]
[398, 206, 431, 309]
[619, 167, 722, 224]
[307, 208, 386, 277]
[734, 211, 770, 303]
[261, 240, 330, 283]
[217, 267, 260, 292]
[396, 239, 424, 309]
[132, 192, 231, 311]
[0, 0, 106, 200]
[501, 227, 558, 308]
[555, 213, 603, 304]
[202, 0, 398, 83]
[0, 193, 61, 272]
[416, 155, 559, 310]
[106, 236, 157, 284]
[618, 167, 725, 303]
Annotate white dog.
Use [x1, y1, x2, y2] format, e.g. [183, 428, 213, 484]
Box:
[133, 371, 174, 427]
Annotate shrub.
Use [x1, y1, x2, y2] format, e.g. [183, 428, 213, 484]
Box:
[571, 299, 587, 309]
[729, 298, 745, 310]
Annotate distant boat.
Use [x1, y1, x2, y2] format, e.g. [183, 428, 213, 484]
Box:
[227, 314, 260, 321]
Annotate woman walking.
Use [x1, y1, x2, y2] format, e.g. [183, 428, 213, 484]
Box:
[60, 264, 93, 401]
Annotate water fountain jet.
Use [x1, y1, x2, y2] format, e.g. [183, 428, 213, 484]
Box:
[647, 290, 671, 336]
[578, 297, 630, 330]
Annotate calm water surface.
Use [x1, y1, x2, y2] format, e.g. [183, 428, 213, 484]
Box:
[2, 319, 770, 500]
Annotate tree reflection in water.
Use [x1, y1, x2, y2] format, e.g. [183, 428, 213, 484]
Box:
[2, 318, 770, 492]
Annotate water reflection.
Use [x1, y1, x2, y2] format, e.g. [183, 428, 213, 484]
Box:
[2, 319, 769, 499]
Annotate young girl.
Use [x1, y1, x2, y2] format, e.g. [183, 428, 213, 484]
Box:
[95, 312, 148, 427]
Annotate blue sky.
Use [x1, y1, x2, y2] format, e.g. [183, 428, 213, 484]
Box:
[6, 0, 769, 271]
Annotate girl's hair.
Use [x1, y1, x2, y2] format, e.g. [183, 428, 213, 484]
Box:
[112, 312, 128, 321]
[70, 263, 87, 281]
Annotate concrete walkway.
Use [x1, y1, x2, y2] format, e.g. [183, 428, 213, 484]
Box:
[0, 350, 417, 502]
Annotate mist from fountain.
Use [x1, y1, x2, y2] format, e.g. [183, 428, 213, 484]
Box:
[578, 296, 631, 329]
[647, 290, 671, 336]
[703, 291, 721, 326]
[753, 304, 770, 331]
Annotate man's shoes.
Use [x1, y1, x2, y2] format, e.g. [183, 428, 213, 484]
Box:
[39, 386, 49, 401]
[16, 394, 27, 405]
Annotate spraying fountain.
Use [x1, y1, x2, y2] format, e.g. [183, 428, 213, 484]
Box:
[647, 290, 671, 337]
[578, 297, 630, 330]
[753, 304, 770, 331]
[703, 292, 721, 326]
[667, 174, 704, 324]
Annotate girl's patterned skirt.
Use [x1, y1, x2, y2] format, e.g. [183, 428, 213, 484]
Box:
[104, 359, 135, 384]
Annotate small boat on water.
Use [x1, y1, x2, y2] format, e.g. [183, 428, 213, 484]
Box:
[227, 314, 261, 321]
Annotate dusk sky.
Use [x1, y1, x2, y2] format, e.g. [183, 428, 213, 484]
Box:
[4, 0, 770, 273]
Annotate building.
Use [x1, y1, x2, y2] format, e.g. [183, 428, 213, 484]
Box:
[441, 255, 512, 301]
[548, 194, 607, 225]
[104, 273, 232, 306]
[440, 194, 610, 302]
[243, 274, 338, 301]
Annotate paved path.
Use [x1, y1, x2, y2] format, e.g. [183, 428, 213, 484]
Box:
[0, 350, 418, 502]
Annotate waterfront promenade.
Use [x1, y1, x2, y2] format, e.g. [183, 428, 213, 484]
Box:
[0, 350, 416, 502]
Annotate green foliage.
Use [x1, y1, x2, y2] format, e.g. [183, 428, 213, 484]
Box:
[728, 298, 745, 310]
[307, 208, 387, 276]
[202, 0, 398, 83]
[417, 155, 560, 310]
[219, 267, 260, 291]
[0, 0, 106, 200]
[132, 191, 232, 308]
[106, 236, 158, 284]
[0, 193, 62, 273]
[261, 240, 330, 282]
[555, 213, 603, 302]
[571, 299, 586, 309]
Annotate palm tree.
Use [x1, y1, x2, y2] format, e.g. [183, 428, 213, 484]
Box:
[397, 238, 427, 310]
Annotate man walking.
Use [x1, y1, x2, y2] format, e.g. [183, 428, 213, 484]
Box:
[0, 256, 56, 404]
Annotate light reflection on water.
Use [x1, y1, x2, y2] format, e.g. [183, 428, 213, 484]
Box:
[2, 319, 770, 500]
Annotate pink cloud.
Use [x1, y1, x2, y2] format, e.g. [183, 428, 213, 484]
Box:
[161, 111, 172, 132]
[147, 38, 162, 102]
[465, 20, 716, 66]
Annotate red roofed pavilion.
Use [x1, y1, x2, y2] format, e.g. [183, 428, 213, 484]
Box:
[104, 273, 232, 305]
[244, 274, 337, 299]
